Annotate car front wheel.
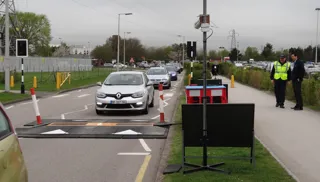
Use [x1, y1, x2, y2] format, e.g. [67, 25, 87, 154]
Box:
[149, 94, 154, 107]
[142, 99, 149, 114]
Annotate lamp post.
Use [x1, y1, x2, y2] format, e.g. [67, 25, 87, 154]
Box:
[123, 32, 131, 65]
[177, 35, 185, 65]
[117, 13, 133, 71]
[315, 8, 320, 64]
[88, 41, 91, 59]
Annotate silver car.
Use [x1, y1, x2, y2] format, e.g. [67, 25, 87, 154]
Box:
[95, 71, 155, 115]
[146, 67, 171, 89]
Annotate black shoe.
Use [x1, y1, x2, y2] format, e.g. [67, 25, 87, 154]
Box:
[294, 107, 303, 111]
[280, 105, 285, 108]
[275, 103, 280, 107]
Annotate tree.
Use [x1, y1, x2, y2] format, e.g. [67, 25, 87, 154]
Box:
[304, 45, 313, 61]
[261, 43, 274, 61]
[52, 42, 70, 57]
[229, 48, 240, 61]
[208, 50, 218, 60]
[91, 44, 113, 61]
[244, 47, 260, 60]
[12, 12, 51, 56]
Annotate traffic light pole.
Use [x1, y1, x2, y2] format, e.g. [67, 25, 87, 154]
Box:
[21, 58, 25, 94]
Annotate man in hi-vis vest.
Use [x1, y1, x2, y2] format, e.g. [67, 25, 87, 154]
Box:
[270, 54, 292, 108]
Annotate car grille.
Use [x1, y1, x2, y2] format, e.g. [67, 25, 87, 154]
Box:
[106, 93, 132, 100]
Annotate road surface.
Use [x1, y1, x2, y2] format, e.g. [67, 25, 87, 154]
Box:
[5, 75, 184, 182]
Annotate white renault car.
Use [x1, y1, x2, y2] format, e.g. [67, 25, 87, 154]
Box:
[95, 71, 155, 115]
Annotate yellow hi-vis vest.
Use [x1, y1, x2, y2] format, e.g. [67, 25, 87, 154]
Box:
[273, 61, 290, 80]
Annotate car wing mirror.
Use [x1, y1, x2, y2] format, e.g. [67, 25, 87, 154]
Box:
[97, 82, 102, 86]
[147, 81, 153, 86]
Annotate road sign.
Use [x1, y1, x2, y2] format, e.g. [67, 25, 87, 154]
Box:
[16, 39, 28, 58]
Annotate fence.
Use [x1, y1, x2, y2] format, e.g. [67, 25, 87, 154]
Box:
[0, 57, 93, 72]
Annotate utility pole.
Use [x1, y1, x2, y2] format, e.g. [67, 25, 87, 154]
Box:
[4, 0, 10, 92]
[315, 8, 320, 64]
[236, 41, 239, 61]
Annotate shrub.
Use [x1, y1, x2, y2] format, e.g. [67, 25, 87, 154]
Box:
[218, 62, 320, 108]
[0, 70, 21, 84]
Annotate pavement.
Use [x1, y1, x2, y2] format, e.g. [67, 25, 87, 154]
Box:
[5, 75, 184, 182]
[219, 75, 320, 182]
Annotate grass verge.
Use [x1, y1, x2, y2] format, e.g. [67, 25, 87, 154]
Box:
[163, 95, 295, 182]
[0, 68, 112, 92]
[0, 92, 30, 104]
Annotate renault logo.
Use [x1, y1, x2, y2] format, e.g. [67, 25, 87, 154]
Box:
[116, 92, 122, 99]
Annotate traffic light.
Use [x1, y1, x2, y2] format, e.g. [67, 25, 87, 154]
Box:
[16, 39, 28, 57]
[187, 41, 197, 59]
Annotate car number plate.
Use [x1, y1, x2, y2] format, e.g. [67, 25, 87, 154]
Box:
[110, 100, 127, 104]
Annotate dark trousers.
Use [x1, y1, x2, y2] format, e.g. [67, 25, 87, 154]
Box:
[274, 80, 287, 105]
[292, 81, 303, 108]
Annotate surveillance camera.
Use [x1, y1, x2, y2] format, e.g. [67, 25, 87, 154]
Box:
[194, 19, 201, 29]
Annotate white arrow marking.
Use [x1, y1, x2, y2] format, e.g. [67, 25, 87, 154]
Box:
[113, 129, 142, 135]
[41, 129, 69, 134]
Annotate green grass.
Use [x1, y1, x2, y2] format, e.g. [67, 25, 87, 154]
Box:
[164, 96, 295, 182]
[0, 68, 113, 92]
[0, 92, 30, 104]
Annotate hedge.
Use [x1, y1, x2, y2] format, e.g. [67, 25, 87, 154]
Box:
[218, 62, 320, 108]
[184, 62, 212, 85]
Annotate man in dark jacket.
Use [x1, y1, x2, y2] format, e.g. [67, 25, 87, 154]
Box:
[290, 53, 305, 110]
[270, 54, 292, 108]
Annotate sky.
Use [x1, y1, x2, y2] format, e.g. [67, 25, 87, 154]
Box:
[14, 0, 320, 52]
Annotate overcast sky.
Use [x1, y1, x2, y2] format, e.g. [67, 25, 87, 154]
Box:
[16, 0, 320, 51]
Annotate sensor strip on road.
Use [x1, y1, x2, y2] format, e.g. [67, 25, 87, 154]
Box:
[47, 122, 155, 127]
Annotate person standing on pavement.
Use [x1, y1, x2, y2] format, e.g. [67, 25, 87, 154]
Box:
[291, 53, 305, 110]
[270, 54, 292, 108]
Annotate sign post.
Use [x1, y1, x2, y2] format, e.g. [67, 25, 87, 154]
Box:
[16, 39, 29, 94]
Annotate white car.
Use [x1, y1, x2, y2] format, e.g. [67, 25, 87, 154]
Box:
[95, 71, 154, 115]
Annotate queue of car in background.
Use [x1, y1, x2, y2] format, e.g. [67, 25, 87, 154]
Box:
[95, 71, 155, 115]
[164, 65, 178, 81]
[146, 67, 172, 88]
[0, 103, 28, 182]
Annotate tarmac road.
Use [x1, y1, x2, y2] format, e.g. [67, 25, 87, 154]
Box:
[5, 75, 184, 182]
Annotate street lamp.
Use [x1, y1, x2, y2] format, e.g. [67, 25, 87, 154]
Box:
[123, 32, 131, 65]
[177, 35, 185, 65]
[219, 46, 225, 62]
[117, 13, 133, 71]
[315, 8, 320, 64]
[88, 41, 91, 59]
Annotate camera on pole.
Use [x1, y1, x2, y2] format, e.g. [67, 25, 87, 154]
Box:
[16, 39, 28, 94]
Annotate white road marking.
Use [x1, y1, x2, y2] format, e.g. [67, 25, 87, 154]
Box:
[151, 115, 160, 119]
[164, 93, 173, 97]
[78, 94, 90, 98]
[61, 114, 65, 119]
[97, 123, 102, 126]
[117, 152, 150, 156]
[62, 104, 89, 116]
[78, 90, 82, 92]
[52, 94, 69, 98]
[139, 139, 152, 152]
[5, 105, 14, 110]
[19, 99, 39, 105]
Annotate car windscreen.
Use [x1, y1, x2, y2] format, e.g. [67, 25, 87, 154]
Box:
[147, 69, 167, 75]
[165, 66, 175, 72]
[104, 74, 143, 85]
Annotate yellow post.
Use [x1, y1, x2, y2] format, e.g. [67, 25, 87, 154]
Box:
[56, 72, 61, 89]
[10, 75, 14, 87]
[231, 75, 235, 88]
[33, 76, 37, 88]
[68, 73, 71, 84]
[188, 74, 191, 85]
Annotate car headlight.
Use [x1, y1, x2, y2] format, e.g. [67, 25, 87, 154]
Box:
[132, 91, 145, 98]
[96, 92, 107, 98]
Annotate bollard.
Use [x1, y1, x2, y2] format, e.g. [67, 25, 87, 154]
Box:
[231, 75, 235, 88]
[56, 72, 61, 89]
[33, 76, 37, 88]
[188, 74, 191, 85]
[30, 88, 42, 125]
[68, 73, 71, 84]
[10, 75, 14, 87]
[159, 83, 165, 123]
